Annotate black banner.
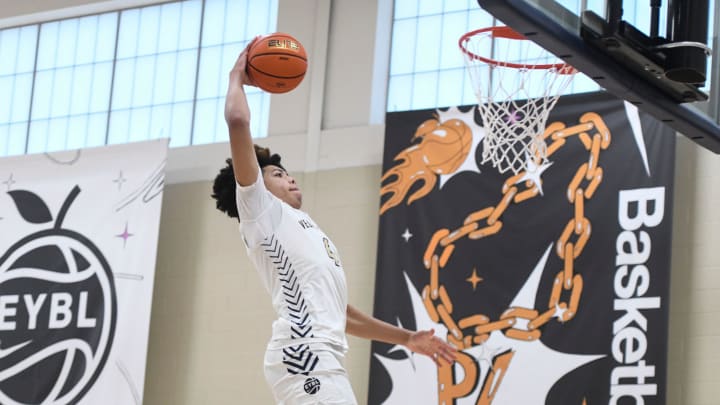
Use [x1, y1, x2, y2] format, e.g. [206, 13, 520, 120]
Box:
[370, 92, 675, 405]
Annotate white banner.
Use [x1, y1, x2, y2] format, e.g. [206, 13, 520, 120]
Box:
[0, 139, 168, 405]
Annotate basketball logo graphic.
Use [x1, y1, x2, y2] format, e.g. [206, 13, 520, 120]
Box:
[413, 117, 472, 175]
[380, 115, 472, 215]
[303, 377, 321, 395]
[0, 186, 116, 404]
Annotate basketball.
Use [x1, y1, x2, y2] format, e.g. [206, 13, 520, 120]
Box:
[247, 33, 307, 94]
[415, 118, 472, 175]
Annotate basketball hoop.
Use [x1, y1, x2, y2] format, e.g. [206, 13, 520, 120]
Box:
[459, 26, 577, 174]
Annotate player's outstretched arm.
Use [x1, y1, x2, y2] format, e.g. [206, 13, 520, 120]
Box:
[225, 37, 260, 186]
[345, 304, 456, 366]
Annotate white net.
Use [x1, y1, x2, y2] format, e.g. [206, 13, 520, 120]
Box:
[460, 27, 576, 174]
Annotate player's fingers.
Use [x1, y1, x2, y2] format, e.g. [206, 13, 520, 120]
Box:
[437, 337, 457, 353]
[434, 348, 453, 363]
[439, 349, 456, 364]
[229, 58, 246, 88]
[431, 337, 456, 364]
[232, 36, 260, 75]
[240, 36, 263, 86]
[233, 42, 251, 71]
[431, 352, 441, 366]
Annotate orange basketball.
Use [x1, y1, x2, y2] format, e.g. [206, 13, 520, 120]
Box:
[247, 33, 307, 94]
[414, 118, 472, 175]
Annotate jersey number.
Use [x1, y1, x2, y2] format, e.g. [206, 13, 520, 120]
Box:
[323, 237, 341, 267]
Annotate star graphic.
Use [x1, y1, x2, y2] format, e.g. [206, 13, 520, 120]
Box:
[375, 248, 605, 405]
[113, 171, 127, 190]
[516, 156, 553, 195]
[475, 340, 502, 368]
[503, 108, 524, 124]
[466, 268, 484, 291]
[115, 222, 134, 247]
[401, 228, 413, 242]
[553, 304, 569, 323]
[624, 101, 650, 176]
[2, 173, 16, 191]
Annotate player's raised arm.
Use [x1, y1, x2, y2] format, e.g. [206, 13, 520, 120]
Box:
[224, 38, 260, 186]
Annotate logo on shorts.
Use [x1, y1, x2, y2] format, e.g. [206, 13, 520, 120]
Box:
[304, 377, 321, 395]
[0, 187, 116, 404]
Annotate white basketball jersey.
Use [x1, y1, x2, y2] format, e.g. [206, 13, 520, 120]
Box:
[235, 170, 349, 354]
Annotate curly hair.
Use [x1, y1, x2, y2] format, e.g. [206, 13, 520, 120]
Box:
[211, 145, 285, 219]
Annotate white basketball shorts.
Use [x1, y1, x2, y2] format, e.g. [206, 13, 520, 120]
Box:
[263, 343, 357, 405]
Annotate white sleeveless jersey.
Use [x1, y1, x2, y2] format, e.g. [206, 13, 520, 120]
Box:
[235, 170, 349, 354]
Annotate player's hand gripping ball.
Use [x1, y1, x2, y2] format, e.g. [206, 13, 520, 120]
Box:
[247, 32, 307, 94]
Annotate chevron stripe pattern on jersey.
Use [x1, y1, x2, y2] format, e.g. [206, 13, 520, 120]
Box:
[262, 234, 319, 375]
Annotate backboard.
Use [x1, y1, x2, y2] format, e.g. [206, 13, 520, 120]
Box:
[476, 0, 720, 153]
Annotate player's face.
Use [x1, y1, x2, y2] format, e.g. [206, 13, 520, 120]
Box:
[262, 165, 302, 209]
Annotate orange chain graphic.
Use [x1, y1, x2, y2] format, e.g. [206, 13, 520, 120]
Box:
[420, 112, 611, 352]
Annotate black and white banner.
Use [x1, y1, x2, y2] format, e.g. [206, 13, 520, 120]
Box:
[370, 92, 675, 404]
[0, 139, 167, 404]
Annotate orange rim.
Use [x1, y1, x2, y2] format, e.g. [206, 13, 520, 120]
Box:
[459, 26, 575, 73]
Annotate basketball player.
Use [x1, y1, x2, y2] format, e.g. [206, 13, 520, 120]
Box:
[211, 38, 456, 404]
